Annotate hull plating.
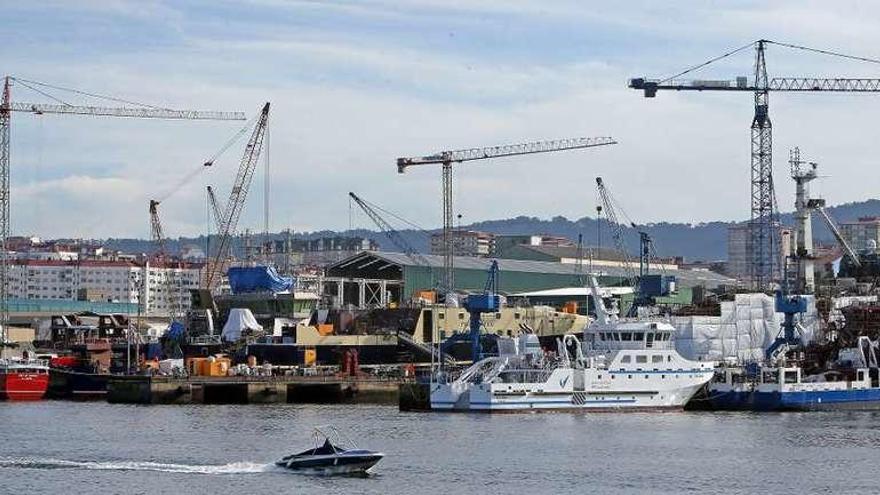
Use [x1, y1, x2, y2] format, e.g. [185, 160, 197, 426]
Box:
[0, 372, 50, 401]
[708, 387, 880, 411]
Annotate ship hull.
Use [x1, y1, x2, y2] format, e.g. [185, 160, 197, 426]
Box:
[0, 371, 50, 401]
[708, 388, 880, 411]
[48, 368, 110, 399]
[432, 368, 712, 412]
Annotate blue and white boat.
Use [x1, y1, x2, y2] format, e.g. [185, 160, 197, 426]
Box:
[430, 277, 715, 412]
[708, 336, 880, 411]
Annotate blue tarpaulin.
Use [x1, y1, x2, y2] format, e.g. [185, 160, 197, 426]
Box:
[227, 266, 294, 294]
[167, 321, 186, 340]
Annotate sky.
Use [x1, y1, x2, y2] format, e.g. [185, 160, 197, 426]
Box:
[3, 0, 880, 239]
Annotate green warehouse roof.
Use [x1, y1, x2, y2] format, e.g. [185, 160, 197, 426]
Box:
[327, 251, 734, 290]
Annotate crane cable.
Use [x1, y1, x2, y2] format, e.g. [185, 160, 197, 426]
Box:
[155, 112, 260, 204]
[766, 40, 880, 65]
[11, 78, 71, 106]
[359, 195, 431, 234]
[658, 39, 880, 86]
[658, 40, 756, 84]
[11, 76, 165, 109]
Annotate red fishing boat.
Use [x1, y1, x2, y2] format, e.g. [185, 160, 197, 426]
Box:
[0, 357, 50, 401]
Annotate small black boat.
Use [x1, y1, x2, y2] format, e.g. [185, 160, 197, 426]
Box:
[275, 426, 384, 475]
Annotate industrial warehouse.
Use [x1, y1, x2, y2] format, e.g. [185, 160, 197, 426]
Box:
[324, 250, 734, 308]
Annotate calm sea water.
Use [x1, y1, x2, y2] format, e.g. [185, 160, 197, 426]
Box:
[1, 402, 879, 494]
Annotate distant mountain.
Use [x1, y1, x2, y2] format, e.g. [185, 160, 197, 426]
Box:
[102, 199, 880, 262]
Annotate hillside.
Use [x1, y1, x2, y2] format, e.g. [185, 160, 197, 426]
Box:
[102, 199, 880, 262]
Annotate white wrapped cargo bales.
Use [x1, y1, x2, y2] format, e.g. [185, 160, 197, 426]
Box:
[672, 293, 818, 362]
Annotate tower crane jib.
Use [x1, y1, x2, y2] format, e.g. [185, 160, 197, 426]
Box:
[396, 136, 617, 297]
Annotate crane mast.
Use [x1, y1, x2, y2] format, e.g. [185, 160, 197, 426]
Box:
[206, 102, 270, 289]
[0, 79, 10, 340]
[750, 40, 777, 294]
[629, 39, 880, 291]
[0, 76, 245, 336]
[397, 136, 616, 296]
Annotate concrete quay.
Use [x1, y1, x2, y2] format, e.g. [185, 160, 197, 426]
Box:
[106, 375, 401, 405]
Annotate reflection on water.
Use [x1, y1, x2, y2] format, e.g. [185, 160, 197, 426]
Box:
[1, 403, 879, 495]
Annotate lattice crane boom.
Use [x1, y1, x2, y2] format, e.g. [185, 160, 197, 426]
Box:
[396, 136, 617, 170]
[206, 185, 224, 232]
[815, 206, 862, 268]
[148, 199, 182, 319]
[396, 136, 617, 295]
[8, 101, 245, 120]
[348, 192, 434, 272]
[595, 177, 637, 287]
[630, 77, 880, 95]
[149, 200, 167, 257]
[206, 102, 270, 288]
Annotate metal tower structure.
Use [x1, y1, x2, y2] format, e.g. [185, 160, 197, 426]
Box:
[789, 147, 818, 293]
[629, 39, 880, 290]
[0, 76, 244, 340]
[397, 136, 616, 296]
[0, 80, 10, 343]
[749, 40, 777, 292]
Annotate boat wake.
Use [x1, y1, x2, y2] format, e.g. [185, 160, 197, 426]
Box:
[0, 457, 271, 474]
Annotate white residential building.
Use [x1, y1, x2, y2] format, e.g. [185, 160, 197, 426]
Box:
[7, 259, 204, 316]
[840, 216, 880, 253]
[430, 230, 495, 257]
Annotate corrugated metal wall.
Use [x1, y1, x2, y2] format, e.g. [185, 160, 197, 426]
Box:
[402, 265, 629, 295]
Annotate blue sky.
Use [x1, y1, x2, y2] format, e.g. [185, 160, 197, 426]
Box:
[3, 0, 880, 239]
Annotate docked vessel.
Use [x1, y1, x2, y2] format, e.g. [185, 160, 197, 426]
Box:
[430, 277, 715, 412]
[0, 356, 50, 401]
[709, 336, 880, 411]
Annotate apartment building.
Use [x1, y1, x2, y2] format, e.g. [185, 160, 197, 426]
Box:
[7, 259, 203, 316]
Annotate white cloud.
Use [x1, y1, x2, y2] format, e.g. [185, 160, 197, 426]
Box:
[4, 0, 880, 240]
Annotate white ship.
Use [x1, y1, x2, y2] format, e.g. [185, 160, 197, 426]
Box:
[430, 277, 715, 412]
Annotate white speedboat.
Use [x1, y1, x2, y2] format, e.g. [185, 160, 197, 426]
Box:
[430, 277, 714, 412]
